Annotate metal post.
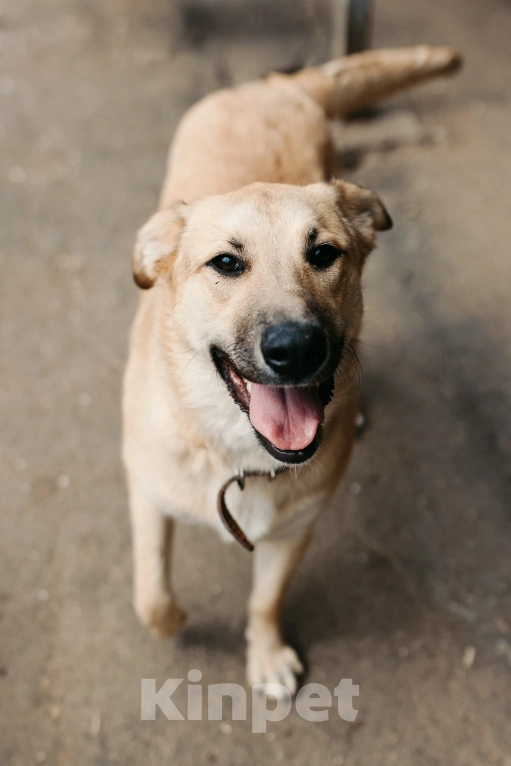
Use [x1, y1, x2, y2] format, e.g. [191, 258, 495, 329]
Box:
[346, 0, 374, 54]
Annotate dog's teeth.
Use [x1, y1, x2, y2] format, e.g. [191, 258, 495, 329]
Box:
[245, 380, 252, 394]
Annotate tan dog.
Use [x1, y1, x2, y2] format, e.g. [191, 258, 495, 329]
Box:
[123, 46, 461, 694]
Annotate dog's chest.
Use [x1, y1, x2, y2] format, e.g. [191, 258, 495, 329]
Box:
[138, 438, 320, 544]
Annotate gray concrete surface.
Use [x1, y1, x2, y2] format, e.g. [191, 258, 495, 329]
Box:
[1, 0, 511, 764]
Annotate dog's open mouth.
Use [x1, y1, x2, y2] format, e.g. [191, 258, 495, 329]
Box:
[213, 351, 334, 464]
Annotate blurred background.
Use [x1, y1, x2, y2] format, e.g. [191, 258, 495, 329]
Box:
[1, 0, 511, 764]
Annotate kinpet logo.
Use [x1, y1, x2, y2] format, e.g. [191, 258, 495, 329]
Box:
[141, 670, 359, 733]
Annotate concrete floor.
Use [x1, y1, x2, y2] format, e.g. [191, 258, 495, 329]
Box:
[1, 0, 511, 763]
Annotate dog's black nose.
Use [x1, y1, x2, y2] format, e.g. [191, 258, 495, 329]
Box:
[261, 321, 328, 381]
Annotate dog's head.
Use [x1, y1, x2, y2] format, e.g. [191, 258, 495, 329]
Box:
[133, 181, 391, 464]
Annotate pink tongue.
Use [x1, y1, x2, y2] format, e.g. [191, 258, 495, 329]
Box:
[249, 384, 324, 451]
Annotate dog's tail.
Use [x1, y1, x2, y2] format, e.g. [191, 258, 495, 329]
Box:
[280, 46, 462, 118]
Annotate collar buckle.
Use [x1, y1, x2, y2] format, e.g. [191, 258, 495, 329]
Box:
[236, 469, 246, 491]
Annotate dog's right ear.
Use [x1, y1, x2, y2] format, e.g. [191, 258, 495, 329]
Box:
[132, 203, 188, 289]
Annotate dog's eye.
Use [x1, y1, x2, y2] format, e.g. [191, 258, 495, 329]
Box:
[208, 254, 244, 275]
[307, 244, 343, 270]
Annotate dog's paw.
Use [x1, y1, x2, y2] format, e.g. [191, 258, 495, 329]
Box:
[247, 641, 304, 697]
[135, 596, 187, 638]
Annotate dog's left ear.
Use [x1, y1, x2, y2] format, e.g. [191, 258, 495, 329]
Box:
[132, 203, 188, 289]
[332, 179, 392, 257]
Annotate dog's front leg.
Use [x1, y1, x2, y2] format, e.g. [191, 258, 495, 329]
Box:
[246, 529, 312, 697]
[128, 477, 186, 637]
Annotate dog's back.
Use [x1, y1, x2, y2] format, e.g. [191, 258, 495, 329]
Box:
[160, 46, 461, 207]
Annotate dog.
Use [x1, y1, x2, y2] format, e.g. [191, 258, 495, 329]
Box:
[123, 45, 461, 695]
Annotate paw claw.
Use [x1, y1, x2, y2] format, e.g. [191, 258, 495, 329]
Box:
[247, 642, 303, 698]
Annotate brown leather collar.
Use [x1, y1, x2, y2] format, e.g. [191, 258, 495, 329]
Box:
[217, 468, 288, 552]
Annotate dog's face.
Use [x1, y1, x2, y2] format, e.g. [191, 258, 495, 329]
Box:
[134, 181, 391, 464]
